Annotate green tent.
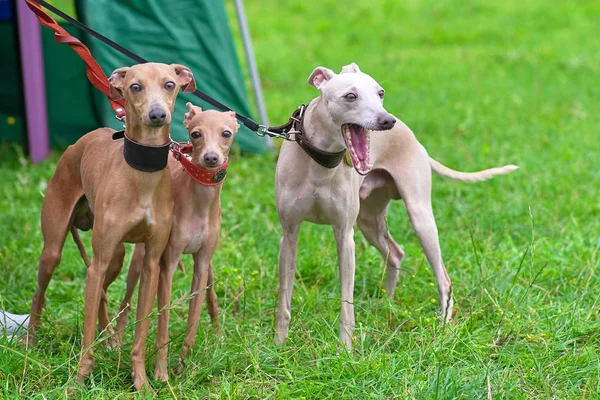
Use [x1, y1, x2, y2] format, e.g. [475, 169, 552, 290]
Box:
[0, 0, 268, 153]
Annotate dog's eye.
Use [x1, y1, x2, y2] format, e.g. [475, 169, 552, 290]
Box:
[344, 92, 357, 101]
[191, 131, 201, 139]
[222, 130, 232, 139]
[164, 81, 176, 91]
[130, 83, 142, 92]
[378, 90, 385, 99]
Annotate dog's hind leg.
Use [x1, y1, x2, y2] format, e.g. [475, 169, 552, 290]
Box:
[400, 181, 453, 322]
[358, 175, 405, 297]
[26, 170, 83, 343]
[369, 149, 454, 321]
[274, 220, 301, 345]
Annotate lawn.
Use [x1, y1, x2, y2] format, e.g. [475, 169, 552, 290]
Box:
[2, 0, 600, 398]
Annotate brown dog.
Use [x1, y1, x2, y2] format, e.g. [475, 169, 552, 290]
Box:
[111, 104, 238, 381]
[25, 63, 196, 391]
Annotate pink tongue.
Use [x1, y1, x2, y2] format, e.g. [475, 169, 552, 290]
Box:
[351, 125, 367, 161]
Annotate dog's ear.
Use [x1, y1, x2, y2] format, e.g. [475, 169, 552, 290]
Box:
[340, 62, 361, 74]
[108, 67, 130, 100]
[184, 102, 201, 128]
[308, 67, 335, 90]
[171, 64, 197, 93]
[227, 111, 240, 131]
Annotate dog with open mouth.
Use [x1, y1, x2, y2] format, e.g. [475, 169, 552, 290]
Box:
[274, 63, 517, 349]
[274, 62, 396, 348]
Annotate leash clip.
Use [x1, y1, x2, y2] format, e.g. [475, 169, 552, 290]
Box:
[115, 108, 126, 129]
[256, 104, 306, 141]
[170, 141, 181, 160]
[257, 125, 293, 141]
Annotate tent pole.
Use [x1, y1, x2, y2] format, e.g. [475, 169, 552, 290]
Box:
[16, 0, 50, 162]
[233, 0, 272, 147]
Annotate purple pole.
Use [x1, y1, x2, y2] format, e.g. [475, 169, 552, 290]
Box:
[16, 0, 49, 163]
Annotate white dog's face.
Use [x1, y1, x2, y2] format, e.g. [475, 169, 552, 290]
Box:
[308, 63, 396, 175]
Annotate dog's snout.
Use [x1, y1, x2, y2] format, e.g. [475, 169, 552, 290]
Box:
[377, 114, 396, 130]
[203, 152, 219, 166]
[149, 107, 167, 124]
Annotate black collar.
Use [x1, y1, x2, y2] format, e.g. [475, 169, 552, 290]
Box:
[268, 105, 346, 169]
[112, 130, 170, 172]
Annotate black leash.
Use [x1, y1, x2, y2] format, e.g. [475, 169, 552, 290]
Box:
[33, 0, 291, 139]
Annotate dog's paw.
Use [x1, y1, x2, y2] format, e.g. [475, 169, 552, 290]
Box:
[133, 369, 155, 393]
[273, 333, 288, 346]
[174, 358, 186, 376]
[103, 336, 120, 350]
[154, 364, 169, 382]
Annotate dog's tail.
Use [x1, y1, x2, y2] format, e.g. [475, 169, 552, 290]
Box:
[430, 158, 518, 183]
[71, 227, 91, 268]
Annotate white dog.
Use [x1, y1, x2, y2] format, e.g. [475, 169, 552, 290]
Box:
[274, 63, 517, 348]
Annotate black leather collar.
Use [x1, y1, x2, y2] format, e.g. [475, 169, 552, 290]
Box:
[294, 129, 346, 169]
[112, 130, 170, 172]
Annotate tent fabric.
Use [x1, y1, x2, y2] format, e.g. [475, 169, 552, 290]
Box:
[0, 22, 101, 146]
[77, 0, 267, 153]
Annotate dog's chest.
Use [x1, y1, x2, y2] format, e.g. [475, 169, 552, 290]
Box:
[181, 215, 209, 254]
[299, 184, 360, 225]
[122, 208, 157, 242]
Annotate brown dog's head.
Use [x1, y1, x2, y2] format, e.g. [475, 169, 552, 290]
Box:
[183, 103, 239, 169]
[108, 63, 196, 128]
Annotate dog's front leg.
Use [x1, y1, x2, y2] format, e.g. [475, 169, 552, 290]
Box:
[130, 234, 167, 391]
[115, 243, 145, 345]
[153, 246, 181, 382]
[180, 249, 213, 362]
[333, 225, 356, 350]
[77, 233, 121, 383]
[274, 223, 301, 345]
[97, 243, 126, 349]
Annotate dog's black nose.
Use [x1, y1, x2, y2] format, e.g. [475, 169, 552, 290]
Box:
[378, 114, 396, 130]
[149, 108, 167, 124]
[203, 152, 219, 166]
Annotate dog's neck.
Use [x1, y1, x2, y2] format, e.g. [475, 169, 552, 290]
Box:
[303, 97, 346, 154]
[125, 116, 171, 146]
[188, 174, 222, 211]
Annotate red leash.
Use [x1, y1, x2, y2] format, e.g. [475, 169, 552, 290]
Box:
[171, 144, 228, 186]
[24, 0, 125, 118]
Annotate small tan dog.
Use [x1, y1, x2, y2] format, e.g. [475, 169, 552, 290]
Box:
[110, 104, 239, 381]
[25, 63, 196, 390]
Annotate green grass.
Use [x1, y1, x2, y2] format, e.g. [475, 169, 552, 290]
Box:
[2, 0, 600, 398]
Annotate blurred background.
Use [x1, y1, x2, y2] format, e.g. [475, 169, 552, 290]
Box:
[0, 0, 271, 155]
[1, 0, 598, 165]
